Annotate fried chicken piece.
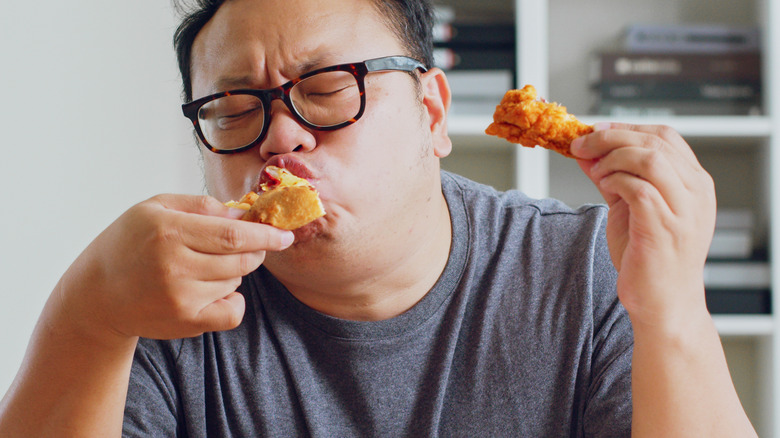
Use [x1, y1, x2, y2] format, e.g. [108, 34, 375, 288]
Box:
[225, 166, 325, 230]
[485, 84, 593, 158]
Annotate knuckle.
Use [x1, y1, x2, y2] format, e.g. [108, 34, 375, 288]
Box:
[196, 195, 217, 212]
[595, 128, 615, 143]
[219, 225, 247, 251]
[141, 208, 181, 247]
[159, 259, 184, 284]
[169, 295, 198, 321]
[640, 148, 663, 174]
[154, 225, 181, 246]
[145, 226, 185, 265]
[633, 183, 656, 205]
[659, 125, 685, 144]
[640, 133, 666, 152]
[653, 124, 677, 139]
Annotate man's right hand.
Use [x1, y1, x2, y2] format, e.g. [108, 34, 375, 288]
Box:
[56, 194, 294, 343]
[0, 194, 294, 436]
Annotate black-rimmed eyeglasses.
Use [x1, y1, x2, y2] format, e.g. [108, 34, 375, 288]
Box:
[181, 55, 428, 154]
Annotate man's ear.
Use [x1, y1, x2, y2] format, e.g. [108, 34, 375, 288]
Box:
[419, 67, 452, 158]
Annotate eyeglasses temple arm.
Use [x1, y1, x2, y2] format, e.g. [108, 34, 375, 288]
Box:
[365, 56, 428, 73]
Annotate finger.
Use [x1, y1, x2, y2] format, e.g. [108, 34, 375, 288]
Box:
[594, 122, 684, 144]
[597, 173, 678, 270]
[181, 216, 295, 255]
[587, 145, 686, 213]
[149, 195, 295, 254]
[572, 124, 706, 203]
[193, 291, 247, 333]
[133, 276, 247, 339]
[599, 171, 674, 235]
[184, 250, 268, 282]
[572, 122, 696, 165]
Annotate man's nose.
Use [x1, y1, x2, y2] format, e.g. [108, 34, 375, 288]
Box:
[258, 99, 317, 160]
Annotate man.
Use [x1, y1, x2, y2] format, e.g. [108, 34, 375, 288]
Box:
[0, 0, 757, 436]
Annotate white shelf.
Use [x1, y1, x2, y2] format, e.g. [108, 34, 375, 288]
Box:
[715, 315, 774, 337]
[446, 114, 494, 136]
[579, 116, 773, 138]
[447, 114, 774, 139]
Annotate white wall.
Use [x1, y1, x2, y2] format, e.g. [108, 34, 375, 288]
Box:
[0, 2, 202, 396]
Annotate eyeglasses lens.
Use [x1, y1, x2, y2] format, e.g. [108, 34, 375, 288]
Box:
[197, 95, 265, 151]
[197, 71, 362, 151]
[290, 70, 362, 128]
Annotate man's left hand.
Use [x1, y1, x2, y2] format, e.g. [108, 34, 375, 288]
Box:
[571, 122, 716, 329]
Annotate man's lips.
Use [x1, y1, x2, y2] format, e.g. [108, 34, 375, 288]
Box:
[256, 155, 316, 191]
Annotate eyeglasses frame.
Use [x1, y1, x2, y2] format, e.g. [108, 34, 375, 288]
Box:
[181, 55, 428, 154]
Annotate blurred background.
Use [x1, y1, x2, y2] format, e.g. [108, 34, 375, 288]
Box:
[0, 1, 201, 396]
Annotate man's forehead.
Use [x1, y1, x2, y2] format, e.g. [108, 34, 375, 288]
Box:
[191, 0, 389, 89]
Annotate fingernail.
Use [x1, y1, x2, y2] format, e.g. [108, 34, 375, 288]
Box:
[280, 231, 295, 248]
[571, 137, 584, 152]
[593, 122, 611, 131]
[226, 208, 247, 220]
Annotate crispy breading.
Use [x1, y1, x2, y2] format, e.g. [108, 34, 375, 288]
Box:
[225, 166, 325, 230]
[485, 85, 593, 158]
[242, 185, 324, 230]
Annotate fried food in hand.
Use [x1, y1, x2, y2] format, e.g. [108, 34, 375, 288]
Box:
[225, 166, 325, 230]
[485, 84, 593, 158]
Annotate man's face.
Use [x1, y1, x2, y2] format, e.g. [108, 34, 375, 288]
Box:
[189, 0, 450, 259]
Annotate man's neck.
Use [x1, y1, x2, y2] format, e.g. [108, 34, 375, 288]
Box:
[264, 191, 452, 321]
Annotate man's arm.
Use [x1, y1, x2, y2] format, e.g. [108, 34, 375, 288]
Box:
[572, 123, 757, 437]
[0, 194, 293, 437]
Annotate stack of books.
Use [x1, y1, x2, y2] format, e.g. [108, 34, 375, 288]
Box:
[433, 6, 515, 116]
[704, 209, 770, 314]
[590, 24, 763, 116]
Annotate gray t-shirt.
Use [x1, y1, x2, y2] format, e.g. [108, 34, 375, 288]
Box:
[124, 171, 633, 437]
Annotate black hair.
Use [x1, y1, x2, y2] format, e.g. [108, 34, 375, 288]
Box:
[172, 0, 435, 102]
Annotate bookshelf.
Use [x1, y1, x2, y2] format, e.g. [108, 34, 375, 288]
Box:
[439, 0, 779, 435]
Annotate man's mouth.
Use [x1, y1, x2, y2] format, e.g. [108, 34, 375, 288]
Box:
[257, 155, 316, 191]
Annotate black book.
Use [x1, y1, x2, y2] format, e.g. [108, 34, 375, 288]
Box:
[706, 289, 771, 314]
[592, 51, 761, 83]
[433, 22, 515, 47]
[433, 46, 515, 71]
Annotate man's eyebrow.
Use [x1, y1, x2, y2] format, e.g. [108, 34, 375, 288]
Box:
[214, 75, 258, 91]
[212, 56, 336, 92]
[294, 59, 326, 76]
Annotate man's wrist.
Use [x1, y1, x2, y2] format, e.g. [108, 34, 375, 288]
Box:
[48, 272, 139, 352]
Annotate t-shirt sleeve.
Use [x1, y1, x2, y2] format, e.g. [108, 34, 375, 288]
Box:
[584, 215, 634, 437]
[123, 338, 182, 437]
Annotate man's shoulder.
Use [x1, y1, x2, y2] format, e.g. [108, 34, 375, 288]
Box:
[441, 170, 608, 222]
